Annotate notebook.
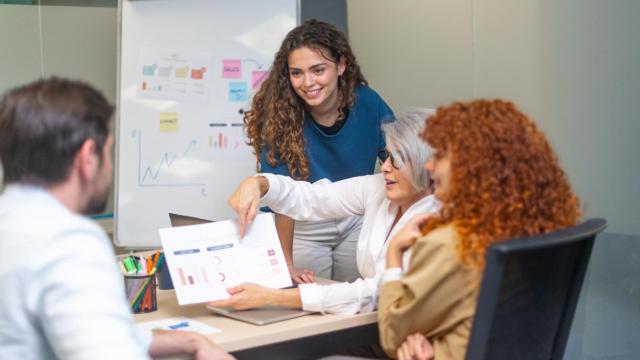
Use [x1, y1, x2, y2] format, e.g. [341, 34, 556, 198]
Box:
[167, 212, 312, 325]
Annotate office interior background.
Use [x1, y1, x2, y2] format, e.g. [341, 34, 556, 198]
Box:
[0, 0, 638, 358]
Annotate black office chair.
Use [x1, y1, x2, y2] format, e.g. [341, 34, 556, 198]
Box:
[465, 218, 607, 360]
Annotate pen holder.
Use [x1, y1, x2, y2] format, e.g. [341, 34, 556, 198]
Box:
[124, 274, 158, 313]
[156, 253, 174, 290]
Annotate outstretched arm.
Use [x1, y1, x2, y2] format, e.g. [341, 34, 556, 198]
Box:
[227, 175, 269, 237]
[229, 174, 374, 236]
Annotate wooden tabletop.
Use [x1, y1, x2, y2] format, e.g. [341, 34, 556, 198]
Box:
[134, 286, 378, 352]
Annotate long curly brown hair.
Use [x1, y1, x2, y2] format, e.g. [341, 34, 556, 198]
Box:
[244, 19, 367, 179]
[421, 99, 581, 270]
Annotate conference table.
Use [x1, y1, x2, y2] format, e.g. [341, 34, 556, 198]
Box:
[133, 282, 379, 359]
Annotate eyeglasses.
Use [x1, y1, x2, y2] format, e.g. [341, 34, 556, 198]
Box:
[379, 149, 402, 169]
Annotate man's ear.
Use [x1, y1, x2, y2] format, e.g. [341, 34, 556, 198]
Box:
[74, 139, 100, 182]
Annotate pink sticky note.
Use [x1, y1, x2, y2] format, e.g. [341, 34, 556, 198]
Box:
[252, 70, 269, 90]
[222, 59, 241, 79]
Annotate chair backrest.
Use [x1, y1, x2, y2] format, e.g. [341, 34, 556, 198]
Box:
[465, 218, 607, 360]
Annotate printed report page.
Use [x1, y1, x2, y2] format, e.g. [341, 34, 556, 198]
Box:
[159, 213, 292, 304]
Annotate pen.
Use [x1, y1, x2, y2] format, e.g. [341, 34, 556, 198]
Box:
[168, 321, 190, 330]
[151, 250, 161, 271]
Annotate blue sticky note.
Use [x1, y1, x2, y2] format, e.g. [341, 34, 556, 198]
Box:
[142, 64, 157, 76]
[229, 82, 249, 102]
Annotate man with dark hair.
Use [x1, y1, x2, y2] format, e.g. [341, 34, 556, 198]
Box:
[0, 78, 233, 359]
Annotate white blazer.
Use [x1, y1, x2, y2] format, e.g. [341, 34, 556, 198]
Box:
[260, 173, 439, 314]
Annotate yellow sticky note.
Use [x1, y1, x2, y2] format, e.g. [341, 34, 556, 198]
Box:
[159, 112, 178, 132]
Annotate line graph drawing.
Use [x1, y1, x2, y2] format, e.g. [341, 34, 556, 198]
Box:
[133, 129, 206, 188]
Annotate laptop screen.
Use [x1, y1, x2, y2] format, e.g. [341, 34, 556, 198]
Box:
[168, 213, 214, 227]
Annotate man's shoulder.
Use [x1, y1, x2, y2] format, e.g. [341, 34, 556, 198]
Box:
[0, 191, 107, 252]
[5, 203, 100, 233]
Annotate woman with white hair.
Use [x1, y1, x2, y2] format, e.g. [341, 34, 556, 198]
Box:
[210, 109, 438, 315]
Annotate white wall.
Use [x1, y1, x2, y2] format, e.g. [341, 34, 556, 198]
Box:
[0, 4, 117, 104]
[348, 0, 640, 236]
[0, 4, 117, 212]
[348, 1, 640, 358]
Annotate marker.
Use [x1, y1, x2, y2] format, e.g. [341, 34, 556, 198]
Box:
[134, 257, 142, 274]
[118, 261, 127, 274]
[155, 252, 165, 270]
[122, 257, 136, 273]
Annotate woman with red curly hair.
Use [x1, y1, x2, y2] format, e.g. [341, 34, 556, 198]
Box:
[378, 99, 581, 360]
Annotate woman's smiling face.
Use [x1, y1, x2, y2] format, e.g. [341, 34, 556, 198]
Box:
[381, 148, 425, 210]
[287, 46, 345, 111]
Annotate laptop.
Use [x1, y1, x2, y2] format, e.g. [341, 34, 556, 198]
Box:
[167, 213, 312, 325]
[168, 212, 216, 227]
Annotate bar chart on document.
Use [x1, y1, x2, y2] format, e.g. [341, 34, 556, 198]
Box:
[159, 214, 292, 305]
[165, 232, 242, 304]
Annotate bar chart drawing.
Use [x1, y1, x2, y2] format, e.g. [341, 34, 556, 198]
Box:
[209, 132, 229, 149]
[207, 123, 245, 151]
[208, 132, 242, 149]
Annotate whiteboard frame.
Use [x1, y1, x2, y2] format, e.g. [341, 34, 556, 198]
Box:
[114, 0, 300, 248]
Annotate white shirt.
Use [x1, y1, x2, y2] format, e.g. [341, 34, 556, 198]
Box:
[0, 185, 151, 360]
[261, 173, 439, 315]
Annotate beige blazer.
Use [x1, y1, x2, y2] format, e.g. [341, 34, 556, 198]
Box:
[378, 224, 479, 359]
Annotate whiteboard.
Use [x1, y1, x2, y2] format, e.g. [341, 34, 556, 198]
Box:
[115, 0, 299, 247]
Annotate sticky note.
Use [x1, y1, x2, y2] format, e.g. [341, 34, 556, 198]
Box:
[252, 70, 269, 90]
[222, 59, 241, 79]
[142, 64, 157, 76]
[191, 67, 207, 80]
[228, 82, 248, 102]
[175, 66, 190, 78]
[158, 65, 173, 77]
[159, 112, 179, 132]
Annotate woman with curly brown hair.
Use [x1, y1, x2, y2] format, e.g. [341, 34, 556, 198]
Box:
[244, 19, 394, 283]
[377, 99, 581, 360]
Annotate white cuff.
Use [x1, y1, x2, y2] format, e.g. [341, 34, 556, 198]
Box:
[257, 173, 279, 205]
[299, 283, 325, 314]
[136, 327, 153, 353]
[381, 267, 403, 285]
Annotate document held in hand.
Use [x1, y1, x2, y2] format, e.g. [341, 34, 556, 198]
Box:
[159, 213, 292, 304]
